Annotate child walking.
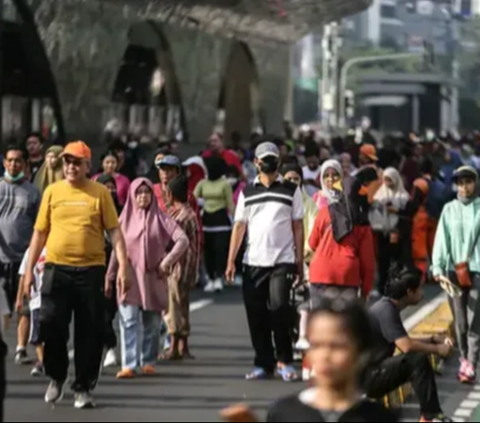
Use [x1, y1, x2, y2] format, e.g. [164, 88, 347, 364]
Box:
[17, 247, 47, 376]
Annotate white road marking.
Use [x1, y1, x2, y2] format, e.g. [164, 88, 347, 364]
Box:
[404, 292, 448, 331]
[459, 400, 479, 409]
[469, 392, 480, 400]
[454, 408, 474, 418]
[190, 299, 214, 312]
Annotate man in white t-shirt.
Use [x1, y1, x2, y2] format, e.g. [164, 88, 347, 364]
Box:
[17, 247, 46, 377]
[302, 147, 321, 197]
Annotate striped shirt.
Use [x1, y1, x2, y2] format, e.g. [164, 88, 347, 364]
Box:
[235, 175, 304, 267]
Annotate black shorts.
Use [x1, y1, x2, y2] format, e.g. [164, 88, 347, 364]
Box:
[0, 262, 21, 315]
[29, 309, 41, 346]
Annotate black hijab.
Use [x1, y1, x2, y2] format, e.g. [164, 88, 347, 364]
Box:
[349, 166, 379, 226]
[97, 173, 122, 215]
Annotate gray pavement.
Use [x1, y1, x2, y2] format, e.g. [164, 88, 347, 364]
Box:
[2, 286, 466, 422]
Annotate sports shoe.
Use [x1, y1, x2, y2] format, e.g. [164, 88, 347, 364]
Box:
[295, 338, 310, 351]
[103, 349, 118, 368]
[74, 392, 95, 409]
[14, 349, 31, 365]
[31, 362, 45, 377]
[458, 358, 476, 384]
[204, 281, 215, 293]
[419, 415, 453, 422]
[213, 279, 223, 293]
[45, 380, 65, 404]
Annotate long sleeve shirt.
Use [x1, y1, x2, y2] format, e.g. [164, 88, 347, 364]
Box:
[432, 198, 480, 276]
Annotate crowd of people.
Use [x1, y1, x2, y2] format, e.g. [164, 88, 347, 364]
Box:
[0, 127, 478, 422]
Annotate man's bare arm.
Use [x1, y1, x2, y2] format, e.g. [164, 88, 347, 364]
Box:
[108, 227, 128, 271]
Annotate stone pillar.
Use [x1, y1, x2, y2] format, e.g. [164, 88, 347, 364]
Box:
[164, 25, 230, 144]
[32, 0, 131, 145]
[249, 43, 290, 136]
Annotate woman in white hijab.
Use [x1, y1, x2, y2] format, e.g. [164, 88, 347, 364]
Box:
[370, 168, 411, 294]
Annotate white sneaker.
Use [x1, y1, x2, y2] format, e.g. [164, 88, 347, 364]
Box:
[74, 392, 95, 409]
[45, 380, 65, 404]
[103, 349, 118, 368]
[204, 282, 215, 293]
[295, 338, 310, 351]
[214, 279, 223, 293]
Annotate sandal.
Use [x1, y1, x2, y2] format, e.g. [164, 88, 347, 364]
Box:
[277, 365, 299, 383]
[116, 368, 136, 379]
[245, 367, 273, 381]
[141, 365, 156, 376]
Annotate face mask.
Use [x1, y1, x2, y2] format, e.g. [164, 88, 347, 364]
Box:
[227, 177, 238, 186]
[4, 171, 25, 182]
[259, 158, 279, 174]
[128, 141, 139, 150]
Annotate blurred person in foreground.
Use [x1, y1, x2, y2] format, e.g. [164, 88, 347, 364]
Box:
[25, 141, 128, 409]
[267, 299, 398, 422]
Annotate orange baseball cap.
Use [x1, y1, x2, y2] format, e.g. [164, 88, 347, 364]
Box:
[61, 141, 92, 160]
[360, 144, 378, 162]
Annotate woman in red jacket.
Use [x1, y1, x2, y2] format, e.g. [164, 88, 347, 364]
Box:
[309, 165, 377, 302]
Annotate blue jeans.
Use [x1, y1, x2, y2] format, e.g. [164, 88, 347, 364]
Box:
[118, 304, 160, 370]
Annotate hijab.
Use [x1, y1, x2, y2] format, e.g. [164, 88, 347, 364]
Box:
[33, 145, 64, 194]
[280, 163, 304, 185]
[318, 160, 354, 243]
[96, 173, 122, 215]
[374, 168, 410, 210]
[120, 178, 177, 273]
[320, 160, 343, 205]
[350, 166, 379, 226]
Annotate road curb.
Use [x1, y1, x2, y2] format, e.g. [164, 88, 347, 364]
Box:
[384, 299, 454, 409]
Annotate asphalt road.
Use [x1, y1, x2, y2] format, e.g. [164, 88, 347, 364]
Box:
[2, 285, 465, 423]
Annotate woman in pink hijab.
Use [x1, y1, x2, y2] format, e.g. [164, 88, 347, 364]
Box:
[107, 178, 188, 379]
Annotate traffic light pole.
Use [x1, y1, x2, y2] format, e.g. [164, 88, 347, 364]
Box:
[338, 52, 422, 129]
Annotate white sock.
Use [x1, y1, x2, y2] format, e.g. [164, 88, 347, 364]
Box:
[299, 311, 309, 339]
[16, 346, 25, 353]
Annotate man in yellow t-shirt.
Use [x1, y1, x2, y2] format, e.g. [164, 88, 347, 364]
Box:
[24, 141, 128, 410]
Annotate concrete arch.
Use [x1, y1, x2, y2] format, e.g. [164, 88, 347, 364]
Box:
[111, 21, 186, 139]
[220, 41, 261, 140]
[9, 0, 65, 141]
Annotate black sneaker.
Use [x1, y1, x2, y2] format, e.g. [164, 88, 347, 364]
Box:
[31, 362, 45, 377]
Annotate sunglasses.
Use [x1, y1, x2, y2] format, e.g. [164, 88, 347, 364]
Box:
[63, 156, 83, 167]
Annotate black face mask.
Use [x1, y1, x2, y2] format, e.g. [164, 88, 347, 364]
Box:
[260, 158, 280, 174]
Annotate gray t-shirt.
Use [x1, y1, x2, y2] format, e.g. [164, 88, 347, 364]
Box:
[0, 179, 40, 263]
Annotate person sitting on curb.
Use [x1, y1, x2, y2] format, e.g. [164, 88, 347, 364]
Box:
[364, 266, 453, 423]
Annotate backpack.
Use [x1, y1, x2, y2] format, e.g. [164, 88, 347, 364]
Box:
[424, 177, 450, 219]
